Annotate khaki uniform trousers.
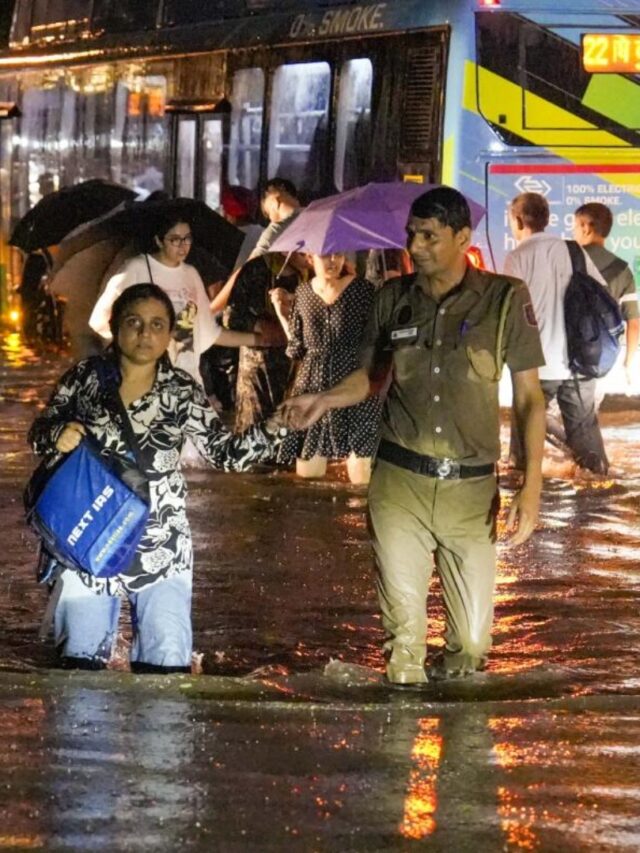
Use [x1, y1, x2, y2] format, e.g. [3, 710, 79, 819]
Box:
[368, 460, 499, 684]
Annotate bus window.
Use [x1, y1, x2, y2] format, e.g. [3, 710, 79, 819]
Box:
[334, 58, 372, 192]
[114, 76, 167, 196]
[29, 0, 89, 41]
[9, 0, 32, 45]
[228, 68, 264, 191]
[92, 0, 159, 34]
[268, 62, 331, 197]
[164, 0, 224, 27]
[176, 118, 197, 198]
[202, 117, 224, 210]
[20, 85, 64, 209]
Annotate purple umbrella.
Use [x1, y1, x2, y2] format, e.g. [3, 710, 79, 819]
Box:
[268, 182, 486, 256]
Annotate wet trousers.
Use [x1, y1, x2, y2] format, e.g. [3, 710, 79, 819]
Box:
[368, 460, 499, 684]
[510, 376, 608, 474]
[53, 569, 193, 672]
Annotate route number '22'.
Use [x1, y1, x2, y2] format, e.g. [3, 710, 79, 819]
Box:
[582, 33, 640, 73]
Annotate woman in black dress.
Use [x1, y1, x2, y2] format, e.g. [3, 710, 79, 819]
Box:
[225, 254, 303, 432]
[271, 252, 382, 484]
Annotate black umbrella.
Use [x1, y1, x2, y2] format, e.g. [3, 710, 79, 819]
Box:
[10, 179, 137, 252]
[100, 198, 244, 274]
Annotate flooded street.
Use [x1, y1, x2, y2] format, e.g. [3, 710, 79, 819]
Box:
[1, 340, 639, 851]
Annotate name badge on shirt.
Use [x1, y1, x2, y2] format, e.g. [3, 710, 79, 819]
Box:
[390, 326, 418, 342]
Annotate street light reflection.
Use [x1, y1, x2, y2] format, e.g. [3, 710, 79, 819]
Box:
[490, 718, 541, 850]
[399, 717, 442, 840]
[2, 331, 29, 368]
[0, 698, 46, 850]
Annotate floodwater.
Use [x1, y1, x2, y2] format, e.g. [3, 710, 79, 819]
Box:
[1, 337, 639, 851]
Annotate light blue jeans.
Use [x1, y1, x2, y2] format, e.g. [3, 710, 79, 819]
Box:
[53, 569, 193, 672]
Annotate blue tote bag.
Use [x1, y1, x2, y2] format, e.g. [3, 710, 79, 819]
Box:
[25, 437, 150, 579]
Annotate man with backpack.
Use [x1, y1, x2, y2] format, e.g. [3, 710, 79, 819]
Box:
[573, 202, 639, 392]
[505, 192, 610, 474]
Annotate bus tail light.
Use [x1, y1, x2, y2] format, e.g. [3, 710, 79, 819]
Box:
[466, 246, 486, 269]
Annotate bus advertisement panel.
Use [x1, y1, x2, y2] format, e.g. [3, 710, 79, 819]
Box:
[487, 164, 640, 281]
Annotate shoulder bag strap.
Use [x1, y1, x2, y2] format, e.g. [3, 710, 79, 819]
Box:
[110, 392, 148, 473]
[145, 254, 154, 284]
[92, 356, 148, 472]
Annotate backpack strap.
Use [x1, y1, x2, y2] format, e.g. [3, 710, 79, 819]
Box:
[599, 255, 628, 285]
[566, 239, 587, 274]
[494, 281, 515, 380]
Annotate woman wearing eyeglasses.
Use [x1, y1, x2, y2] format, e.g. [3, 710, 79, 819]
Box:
[89, 214, 219, 389]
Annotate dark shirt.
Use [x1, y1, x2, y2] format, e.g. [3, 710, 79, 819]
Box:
[583, 244, 639, 322]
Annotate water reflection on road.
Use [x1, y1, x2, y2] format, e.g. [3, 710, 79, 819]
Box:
[1, 342, 639, 851]
[2, 675, 639, 851]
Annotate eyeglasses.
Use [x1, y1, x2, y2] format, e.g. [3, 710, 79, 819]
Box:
[165, 234, 193, 247]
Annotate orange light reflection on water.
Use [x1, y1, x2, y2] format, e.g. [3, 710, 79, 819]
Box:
[0, 698, 47, 849]
[0, 837, 44, 850]
[490, 717, 541, 850]
[399, 717, 442, 840]
[0, 330, 40, 369]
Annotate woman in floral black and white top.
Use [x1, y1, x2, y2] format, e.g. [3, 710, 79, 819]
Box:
[29, 283, 284, 673]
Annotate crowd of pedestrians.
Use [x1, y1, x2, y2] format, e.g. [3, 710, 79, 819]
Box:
[20, 176, 638, 682]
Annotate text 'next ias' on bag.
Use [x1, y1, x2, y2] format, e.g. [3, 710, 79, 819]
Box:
[24, 439, 150, 579]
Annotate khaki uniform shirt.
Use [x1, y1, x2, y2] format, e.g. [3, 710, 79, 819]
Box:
[359, 265, 545, 465]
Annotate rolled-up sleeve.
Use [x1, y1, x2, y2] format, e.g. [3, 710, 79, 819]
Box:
[502, 281, 546, 373]
[28, 363, 86, 456]
[357, 287, 389, 377]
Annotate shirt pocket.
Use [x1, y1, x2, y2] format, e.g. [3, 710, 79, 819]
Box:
[463, 328, 499, 383]
[391, 340, 426, 382]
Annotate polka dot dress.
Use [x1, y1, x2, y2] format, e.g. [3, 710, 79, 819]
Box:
[279, 276, 382, 463]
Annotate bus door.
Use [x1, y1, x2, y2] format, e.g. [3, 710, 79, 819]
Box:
[0, 102, 21, 317]
[170, 106, 228, 209]
[173, 114, 198, 198]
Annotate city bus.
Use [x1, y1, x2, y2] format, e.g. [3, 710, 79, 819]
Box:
[0, 0, 639, 314]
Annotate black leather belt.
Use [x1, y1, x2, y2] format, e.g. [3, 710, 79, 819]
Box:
[377, 439, 495, 480]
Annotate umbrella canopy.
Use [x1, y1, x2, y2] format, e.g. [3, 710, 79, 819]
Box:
[10, 179, 136, 252]
[268, 182, 486, 255]
[48, 237, 135, 360]
[95, 197, 245, 274]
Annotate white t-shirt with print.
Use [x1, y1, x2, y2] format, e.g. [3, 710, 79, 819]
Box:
[89, 254, 220, 385]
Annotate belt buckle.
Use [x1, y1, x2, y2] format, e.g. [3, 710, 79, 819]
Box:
[435, 458, 459, 479]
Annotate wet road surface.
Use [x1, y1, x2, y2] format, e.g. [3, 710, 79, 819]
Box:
[1, 339, 639, 851]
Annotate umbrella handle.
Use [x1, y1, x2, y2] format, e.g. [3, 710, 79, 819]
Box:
[276, 241, 306, 279]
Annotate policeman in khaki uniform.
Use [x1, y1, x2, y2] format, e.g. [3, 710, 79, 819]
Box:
[281, 187, 546, 687]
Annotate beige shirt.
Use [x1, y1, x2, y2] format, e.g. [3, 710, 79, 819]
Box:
[359, 266, 545, 465]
